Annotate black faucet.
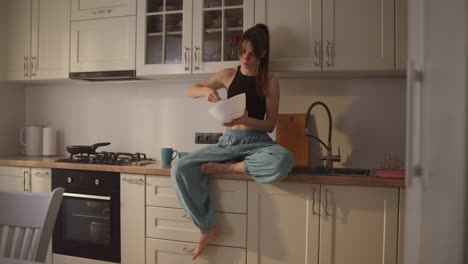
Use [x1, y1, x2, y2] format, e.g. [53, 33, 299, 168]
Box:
[305, 101, 341, 170]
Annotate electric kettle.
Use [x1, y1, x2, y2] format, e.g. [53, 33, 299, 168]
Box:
[19, 125, 43, 156]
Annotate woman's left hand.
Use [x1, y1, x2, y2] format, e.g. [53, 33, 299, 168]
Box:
[223, 111, 248, 127]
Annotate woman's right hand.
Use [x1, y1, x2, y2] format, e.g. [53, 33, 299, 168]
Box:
[206, 88, 222, 102]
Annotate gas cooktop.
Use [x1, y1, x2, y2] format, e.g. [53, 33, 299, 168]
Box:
[55, 152, 153, 166]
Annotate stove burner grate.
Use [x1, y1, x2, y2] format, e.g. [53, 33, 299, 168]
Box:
[56, 151, 152, 165]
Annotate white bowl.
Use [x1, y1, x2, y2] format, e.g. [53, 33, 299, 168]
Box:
[208, 93, 246, 123]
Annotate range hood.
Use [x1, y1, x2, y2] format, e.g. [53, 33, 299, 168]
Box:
[69, 70, 139, 81]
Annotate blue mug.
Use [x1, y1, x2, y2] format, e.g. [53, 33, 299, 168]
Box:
[161, 147, 178, 166]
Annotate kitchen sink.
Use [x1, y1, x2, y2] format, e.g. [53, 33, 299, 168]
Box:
[328, 167, 370, 176]
[291, 166, 370, 176]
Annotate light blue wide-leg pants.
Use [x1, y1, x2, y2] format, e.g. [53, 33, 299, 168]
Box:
[170, 129, 294, 232]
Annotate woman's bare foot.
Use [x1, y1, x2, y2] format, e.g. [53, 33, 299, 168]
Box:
[192, 226, 220, 260]
[201, 161, 244, 174]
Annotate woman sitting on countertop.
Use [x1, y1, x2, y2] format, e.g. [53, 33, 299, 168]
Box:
[171, 23, 294, 260]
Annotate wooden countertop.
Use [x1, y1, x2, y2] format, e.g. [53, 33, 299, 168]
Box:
[0, 156, 405, 188]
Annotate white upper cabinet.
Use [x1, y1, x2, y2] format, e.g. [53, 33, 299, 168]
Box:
[6, 0, 32, 80]
[70, 16, 136, 72]
[323, 0, 394, 71]
[136, 0, 254, 76]
[71, 0, 137, 20]
[6, 0, 70, 81]
[256, 0, 396, 71]
[396, 0, 407, 70]
[192, 0, 254, 74]
[255, 0, 322, 72]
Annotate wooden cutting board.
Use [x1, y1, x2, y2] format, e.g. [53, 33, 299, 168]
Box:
[276, 114, 309, 166]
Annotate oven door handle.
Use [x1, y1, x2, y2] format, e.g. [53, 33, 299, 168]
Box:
[63, 192, 111, 201]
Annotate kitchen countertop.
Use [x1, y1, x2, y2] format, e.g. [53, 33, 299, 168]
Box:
[0, 156, 405, 188]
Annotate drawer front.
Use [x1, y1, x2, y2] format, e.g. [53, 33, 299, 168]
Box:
[146, 207, 247, 248]
[146, 238, 246, 264]
[0, 166, 28, 177]
[146, 176, 247, 213]
[71, 0, 136, 20]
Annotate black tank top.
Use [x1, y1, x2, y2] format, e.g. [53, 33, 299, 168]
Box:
[227, 66, 266, 120]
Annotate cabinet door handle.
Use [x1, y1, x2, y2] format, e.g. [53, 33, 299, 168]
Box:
[30, 56, 36, 77]
[92, 9, 112, 15]
[311, 187, 316, 215]
[181, 247, 194, 254]
[24, 56, 29, 77]
[122, 178, 144, 183]
[32, 171, 49, 176]
[181, 214, 191, 219]
[314, 41, 320, 67]
[24, 169, 31, 192]
[326, 40, 332, 66]
[184, 46, 190, 70]
[406, 60, 425, 186]
[325, 189, 330, 216]
[194, 46, 200, 70]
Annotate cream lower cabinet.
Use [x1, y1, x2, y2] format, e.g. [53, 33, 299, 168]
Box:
[0, 166, 28, 192]
[30, 168, 52, 264]
[319, 185, 398, 264]
[145, 175, 247, 264]
[247, 182, 399, 264]
[121, 174, 145, 264]
[247, 182, 320, 264]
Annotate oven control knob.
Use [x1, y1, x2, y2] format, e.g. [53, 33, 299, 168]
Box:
[67, 177, 73, 184]
[95, 179, 100, 185]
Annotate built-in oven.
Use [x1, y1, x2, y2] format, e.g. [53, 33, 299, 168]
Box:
[52, 169, 120, 263]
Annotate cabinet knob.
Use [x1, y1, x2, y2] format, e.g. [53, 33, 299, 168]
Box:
[95, 179, 100, 185]
[67, 177, 73, 184]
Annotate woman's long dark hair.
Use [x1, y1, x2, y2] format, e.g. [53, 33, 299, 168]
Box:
[240, 23, 270, 97]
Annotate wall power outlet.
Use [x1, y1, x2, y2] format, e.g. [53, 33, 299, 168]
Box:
[195, 132, 223, 144]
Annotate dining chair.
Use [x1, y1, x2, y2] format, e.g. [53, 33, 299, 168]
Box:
[0, 188, 64, 263]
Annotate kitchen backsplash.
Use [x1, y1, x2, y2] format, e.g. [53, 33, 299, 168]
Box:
[17, 77, 405, 169]
[0, 83, 25, 155]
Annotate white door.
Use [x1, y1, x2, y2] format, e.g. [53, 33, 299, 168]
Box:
[322, 0, 394, 70]
[247, 182, 319, 264]
[0, 166, 27, 192]
[30, 168, 52, 264]
[192, 0, 254, 74]
[255, 0, 322, 71]
[70, 16, 136, 72]
[395, 0, 407, 70]
[405, 0, 467, 263]
[136, 0, 193, 75]
[31, 0, 70, 80]
[121, 174, 145, 264]
[319, 185, 398, 264]
[6, 0, 32, 80]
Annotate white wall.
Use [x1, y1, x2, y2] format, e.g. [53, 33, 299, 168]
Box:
[25, 77, 405, 169]
[0, 0, 26, 155]
[0, 84, 26, 155]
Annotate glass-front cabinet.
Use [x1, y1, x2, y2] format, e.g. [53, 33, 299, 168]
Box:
[137, 0, 253, 75]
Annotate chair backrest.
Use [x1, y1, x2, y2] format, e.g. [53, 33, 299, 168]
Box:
[0, 188, 64, 263]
